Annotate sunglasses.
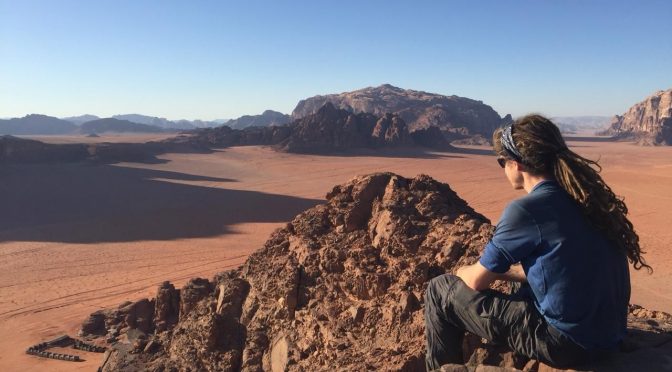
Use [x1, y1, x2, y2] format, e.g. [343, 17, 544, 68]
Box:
[496, 157, 507, 168]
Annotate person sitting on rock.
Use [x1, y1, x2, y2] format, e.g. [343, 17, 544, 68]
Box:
[424, 115, 651, 370]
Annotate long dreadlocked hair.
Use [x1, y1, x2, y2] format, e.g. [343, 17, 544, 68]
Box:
[493, 114, 652, 272]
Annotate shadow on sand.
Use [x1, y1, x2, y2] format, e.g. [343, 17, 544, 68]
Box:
[0, 163, 321, 243]
[564, 135, 617, 143]
[284, 145, 495, 159]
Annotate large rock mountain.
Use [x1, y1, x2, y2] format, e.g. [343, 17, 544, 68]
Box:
[292, 84, 510, 138]
[226, 110, 291, 130]
[0, 114, 78, 135]
[189, 103, 452, 153]
[602, 89, 672, 145]
[81, 173, 672, 372]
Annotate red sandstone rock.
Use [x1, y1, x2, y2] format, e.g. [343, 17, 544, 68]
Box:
[601, 88, 672, 145]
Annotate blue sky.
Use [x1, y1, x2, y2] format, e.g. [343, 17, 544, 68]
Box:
[1, 0, 670, 120]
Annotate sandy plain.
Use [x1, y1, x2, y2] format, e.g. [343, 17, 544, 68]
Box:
[1, 134, 671, 371]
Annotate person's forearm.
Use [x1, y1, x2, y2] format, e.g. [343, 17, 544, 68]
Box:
[496, 264, 526, 282]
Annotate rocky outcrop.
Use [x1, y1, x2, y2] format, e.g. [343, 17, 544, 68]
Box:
[154, 281, 180, 332]
[190, 124, 292, 148]
[371, 113, 414, 147]
[279, 103, 417, 153]
[80, 172, 672, 372]
[180, 278, 214, 318]
[226, 110, 291, 130]
[601, 89, 672, 145]
[410, 126, 456, 150]
[291, 84, 510, 139]
[190, 103, 452, 153]
[278, 102, 378, 152]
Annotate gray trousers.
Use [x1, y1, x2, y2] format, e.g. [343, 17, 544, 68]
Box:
[424, 274, 590, 370]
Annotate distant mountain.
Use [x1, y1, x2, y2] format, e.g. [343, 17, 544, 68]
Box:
[600, 89, 672, 145]
[226, 110, 290, 129]
[292, 84, 510, 139]
[62, 114, 101, 125]
[0, 114, 78, 135]
[111, 114, 224, 129]
[551, 116, 611, 133]
[112, 114, 194, 130]
[175, 119, 221, 129]
[80, 118, 170, 134]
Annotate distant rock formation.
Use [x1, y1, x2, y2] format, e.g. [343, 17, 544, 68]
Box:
[0, 114, 78, 135]
[551, 116, 611, 134]
[0, 135, 178, 164]
[601, 89, 672, 145]
[188, 103, 453, 153]
[106, 114, 220, 130]
[226, 110, 291, 130]
[80, 118, 170, 134]
[62, 114, 101, 125]
[112, 114, 195, 130]
[292, 84, 510, 140]
[279, 103, 415, 153]
[188, 124, 292, 148]
[0, 136, 88, 163]
[81, 173, 672, 372]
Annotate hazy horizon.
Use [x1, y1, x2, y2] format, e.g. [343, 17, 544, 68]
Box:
[2, 1, 670, 120]
[0, 101, 619, 123]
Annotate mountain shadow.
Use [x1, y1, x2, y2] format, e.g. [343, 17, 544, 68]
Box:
[0, 164, 321, 243]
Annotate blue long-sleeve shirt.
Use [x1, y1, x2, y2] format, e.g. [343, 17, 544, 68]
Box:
[479, 180, 630, 351]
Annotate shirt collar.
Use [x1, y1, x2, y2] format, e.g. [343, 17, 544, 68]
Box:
[530, 179, 557, 193]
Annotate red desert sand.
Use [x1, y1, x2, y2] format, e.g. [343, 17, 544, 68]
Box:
[1, 135, 671, 371]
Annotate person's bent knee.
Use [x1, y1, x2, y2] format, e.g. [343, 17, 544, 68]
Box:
[426, 274, 460, 305]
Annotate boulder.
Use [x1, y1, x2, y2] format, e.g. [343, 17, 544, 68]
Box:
[154, 281, 180, 332]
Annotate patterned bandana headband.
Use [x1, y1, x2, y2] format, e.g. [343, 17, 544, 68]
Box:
[501, 123, 523, 161]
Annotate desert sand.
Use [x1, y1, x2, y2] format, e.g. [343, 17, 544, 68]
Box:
[1, 135, 671, 371]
